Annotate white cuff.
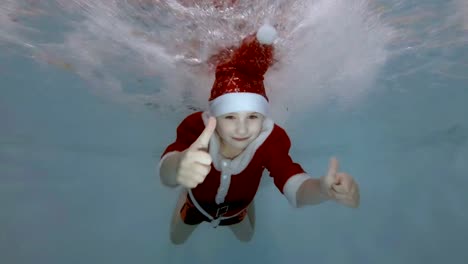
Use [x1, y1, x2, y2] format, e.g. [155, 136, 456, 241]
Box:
[283, 173, 311, 208]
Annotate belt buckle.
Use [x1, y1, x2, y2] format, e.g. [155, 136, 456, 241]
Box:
[215, 205, 229, 218]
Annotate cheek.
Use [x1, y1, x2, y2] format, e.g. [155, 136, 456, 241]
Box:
[216, 123, 231, 137]
[250, 121, 263, 135]
[216, 127, 225, 138]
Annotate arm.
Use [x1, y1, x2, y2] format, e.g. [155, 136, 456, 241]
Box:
[297, 158, 360, 208]
[265, 126, 359, 208]
[158, 114, 217, 189]
[159, 151, 183, 188]
[157, 113, 202, 188]
[296, 177, 330, 207]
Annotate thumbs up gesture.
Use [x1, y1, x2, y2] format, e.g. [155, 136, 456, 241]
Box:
[322, 157, 360, 208]
[176, 117, 217, 189]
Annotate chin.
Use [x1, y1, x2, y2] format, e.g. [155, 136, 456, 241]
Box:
[232, 140, 253, 150]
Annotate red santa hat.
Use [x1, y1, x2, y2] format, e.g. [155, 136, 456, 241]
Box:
[208, 24, 277, 117]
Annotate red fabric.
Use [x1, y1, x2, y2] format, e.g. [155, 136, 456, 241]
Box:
[209, 34, 274, 102]
[179, 193, 248, 226]
[162, 112, 306, 217]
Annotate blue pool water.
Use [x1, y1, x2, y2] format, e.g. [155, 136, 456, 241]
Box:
[1, 1, 467, 263]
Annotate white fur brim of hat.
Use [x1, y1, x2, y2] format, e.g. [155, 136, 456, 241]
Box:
[209, 92, 269, 117]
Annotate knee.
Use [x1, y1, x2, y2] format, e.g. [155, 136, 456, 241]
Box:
[169, 221, 198, 245]
[170, 234, 187, 245]
[237, 233, 253, 243]
[170, 228, 191, 245]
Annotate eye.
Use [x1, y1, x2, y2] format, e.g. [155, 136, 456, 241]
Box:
[249, 115, 259, 119]
[224, 115, 235, 120]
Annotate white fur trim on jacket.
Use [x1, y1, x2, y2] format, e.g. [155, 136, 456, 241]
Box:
[202, 111, 274, 204]
[283, 173, 311, 208]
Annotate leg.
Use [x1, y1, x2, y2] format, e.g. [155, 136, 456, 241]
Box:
[247, 201, 255, 230]
[229, 202, 255, 242]
[170, 190, 198, 245]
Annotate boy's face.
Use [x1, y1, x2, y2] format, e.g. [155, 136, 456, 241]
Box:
[215, 111, 265, 153]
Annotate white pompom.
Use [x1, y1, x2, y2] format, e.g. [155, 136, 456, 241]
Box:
[256, 24, 277, 44]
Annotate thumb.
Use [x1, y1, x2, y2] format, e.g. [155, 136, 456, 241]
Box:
[189, 116, 217, 151]
[326, 157, 339, 184]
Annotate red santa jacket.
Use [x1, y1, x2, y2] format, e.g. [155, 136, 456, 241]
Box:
[160, 111, 310, 217]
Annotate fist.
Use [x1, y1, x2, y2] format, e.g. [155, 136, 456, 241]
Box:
[176, 117, 216, 189]
[322, 157, 360, 208]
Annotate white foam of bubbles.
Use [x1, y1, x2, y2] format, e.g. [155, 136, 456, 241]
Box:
[1, 0, 395, 121]
[0, 0, 39, 50]
[0, 0, 19, 44]
[455, 0, 468, 31]
[266, 0, 394, 122]
[379, 0, 468, 83]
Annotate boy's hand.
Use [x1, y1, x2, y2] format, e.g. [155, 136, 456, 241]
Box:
[176, 117, 216, 189]
[322, 157, 360, 208]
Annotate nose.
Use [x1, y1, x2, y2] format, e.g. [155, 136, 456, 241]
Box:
[235, 119, 248, 135]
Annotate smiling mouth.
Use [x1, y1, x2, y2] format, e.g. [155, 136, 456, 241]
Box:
[233, 137, 249, 141]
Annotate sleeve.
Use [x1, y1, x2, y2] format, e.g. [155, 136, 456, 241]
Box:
[265, 127, 310, 207]
[158, 113, 204, 165]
